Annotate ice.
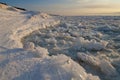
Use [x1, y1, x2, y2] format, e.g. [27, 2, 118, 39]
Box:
[23, 42, 35, 51]
[33, 46, 49, 58]
[0, 3, 120, 80]
[77, 53, 119, 78]
[99, 59, 118, 77]
[22, 16, 120, 80]
[75, 37, 108, 51]
[45, 37, 57, 44]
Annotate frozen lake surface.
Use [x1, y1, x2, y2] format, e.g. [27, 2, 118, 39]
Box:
[23, 16, 120, 80]
[23, 16, 120, 57]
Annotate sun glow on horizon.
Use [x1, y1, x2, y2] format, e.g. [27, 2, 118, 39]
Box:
[1, 0, 120, 16]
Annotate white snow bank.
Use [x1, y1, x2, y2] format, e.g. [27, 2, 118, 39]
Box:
[0, 53, 100, 80]
[0, 7, 60, 49]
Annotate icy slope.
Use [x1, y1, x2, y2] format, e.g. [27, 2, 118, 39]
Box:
[0, 7, 59, 49]
[0, 4, 100, 80]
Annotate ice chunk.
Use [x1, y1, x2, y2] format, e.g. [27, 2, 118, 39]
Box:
[45, 38, 57, 44]
[34, 46, 49, 58]
[77, 53, 100, 67]
[23, 42, 35, 51]
[40, 13, 51, 19]
[87, 74, 100, 80]
[75, 37, 108, 51]
[77, 53, 118, 77]
[99, 59, 118, 76]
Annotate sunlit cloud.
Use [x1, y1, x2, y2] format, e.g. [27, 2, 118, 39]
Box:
[73, 0, 109, 3]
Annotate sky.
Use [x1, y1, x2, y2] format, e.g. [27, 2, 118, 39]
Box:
[0, 0, 120, 16]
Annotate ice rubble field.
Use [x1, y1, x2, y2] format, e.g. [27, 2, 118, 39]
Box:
[0, 3, 120, 80]
[23, 16, 120, 80]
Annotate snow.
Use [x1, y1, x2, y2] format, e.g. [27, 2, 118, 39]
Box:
[0, 4, 100, 80]
[0, 54, 100, 80]
[0, 7, 59, 49]
[23, 16, 120, 80]
[0, 4, 120, 80]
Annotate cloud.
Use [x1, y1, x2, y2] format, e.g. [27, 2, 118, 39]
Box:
[84, 4, 111, 8]
[73, 0, 109, 4]
[70, 0, 111, 9]
[75, 0, 91, 3]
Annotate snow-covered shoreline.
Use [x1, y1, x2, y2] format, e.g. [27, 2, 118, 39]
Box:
[0, 4, 101, 80]
[0, 9, 60, 49]
[0, 3, 120, 80]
